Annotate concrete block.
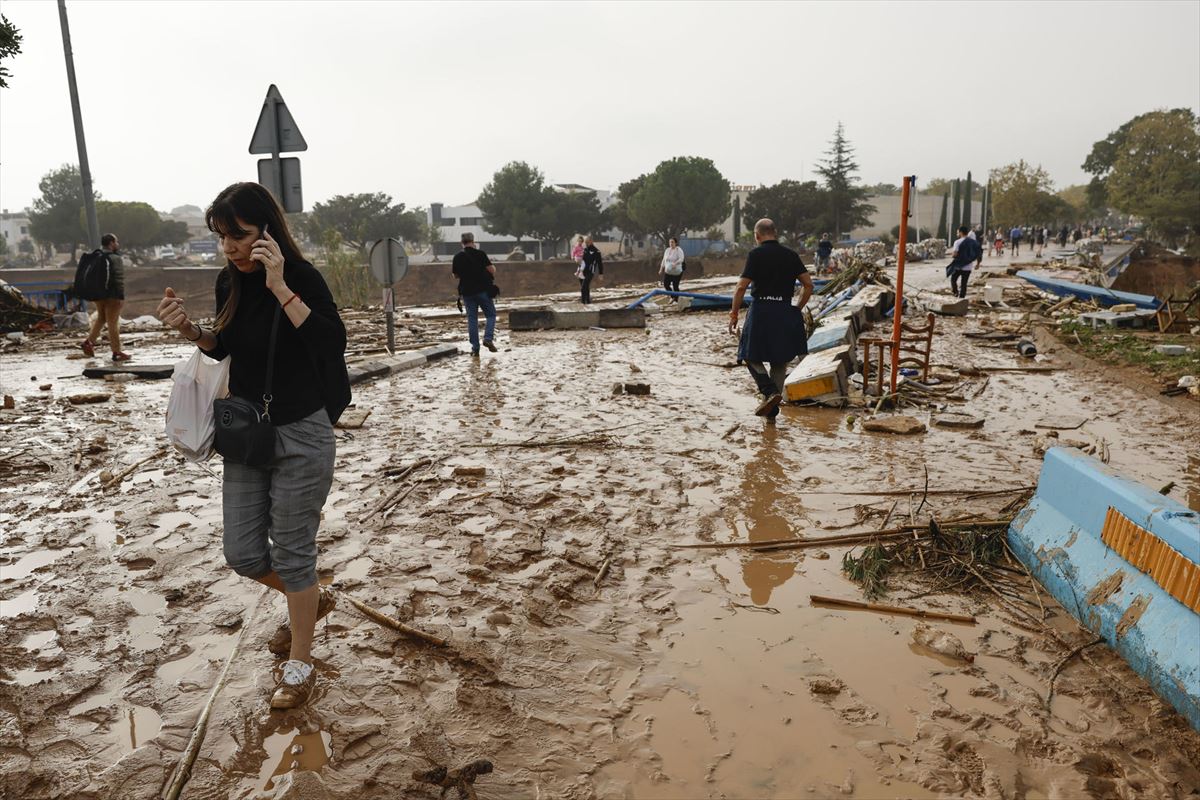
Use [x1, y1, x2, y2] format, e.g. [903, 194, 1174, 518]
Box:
[597, 308, 647, 328]
[807, 321, 856, 355]
[347, 361, 392, 386]
[508, 308, 557, 331]
[930, 298, 969, 316]
[419, 344, 460, 362]
[1008, 448, 1200, 730]
[862, 415, 926, 434]
[385, 352, 429, 372]
[1154, 344, 1189, 356]
[549, 310, 601, 329]
[784, 345, 852, 405]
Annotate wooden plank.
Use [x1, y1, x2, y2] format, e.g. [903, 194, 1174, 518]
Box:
[82, 364, 175, 380]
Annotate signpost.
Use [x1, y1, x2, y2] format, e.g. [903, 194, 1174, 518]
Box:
[249, 84, 307, 212]
[369, 238, 410, 354]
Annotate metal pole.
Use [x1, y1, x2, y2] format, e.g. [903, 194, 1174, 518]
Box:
[57, 0, 99, 250]
[385, 239, 396, 354]
[267, 95, 283, 203]
[889, 176, 913, 395]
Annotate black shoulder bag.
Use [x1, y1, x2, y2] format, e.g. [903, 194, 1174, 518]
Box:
[213, 305, 280, 467]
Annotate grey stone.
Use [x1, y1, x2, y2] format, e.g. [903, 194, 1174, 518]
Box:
[862, 415, 926, 435]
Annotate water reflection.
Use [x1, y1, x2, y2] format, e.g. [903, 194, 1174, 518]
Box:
[739, 427, 799, 605]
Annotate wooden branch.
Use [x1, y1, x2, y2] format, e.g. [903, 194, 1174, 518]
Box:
[810, 594, 977, 624]
[675, 519, 1015, 551]
[341, 593, 448, 647]
[102, 447, 168, 489]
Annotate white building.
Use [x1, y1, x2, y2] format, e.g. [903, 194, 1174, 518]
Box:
[0, 209, 34, 250]
[428, 183, 619, 260]
[851, 194, 983, 240]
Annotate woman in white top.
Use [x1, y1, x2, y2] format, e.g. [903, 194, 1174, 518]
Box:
[659, 237, 686, 300]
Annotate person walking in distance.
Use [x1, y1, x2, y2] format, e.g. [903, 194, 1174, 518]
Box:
[580, 235, 603, 304]
[1034, 225, 1046, 258]
[79, 233, 130, 361]
[452, 232, 499, 356]
[728, 219, 813, 421]
[816, 233, 834, 274]
[659, 237, 685, 299]
[1009, 224, 1022, 257]
[155, 182, 351, 710]
[946, 224, 982, 299]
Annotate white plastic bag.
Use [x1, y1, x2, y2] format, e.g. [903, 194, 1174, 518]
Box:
[165, 350, 229, 461]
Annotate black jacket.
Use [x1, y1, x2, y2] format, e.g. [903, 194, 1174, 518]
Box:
[202, 261, 351, 425]
[582, 245, 603, 276]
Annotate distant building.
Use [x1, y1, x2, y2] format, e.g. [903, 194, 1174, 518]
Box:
[850, 194, 983, 240]
[0, 209, 34, 249]
[163, 205, 216, 255]
[428, 183, 619, 260]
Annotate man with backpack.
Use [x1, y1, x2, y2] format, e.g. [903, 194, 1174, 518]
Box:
[946, 225, 982, 299]
[78, 233, 129, 361]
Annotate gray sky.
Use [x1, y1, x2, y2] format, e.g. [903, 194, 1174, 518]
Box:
[1, 0, 1197, 215]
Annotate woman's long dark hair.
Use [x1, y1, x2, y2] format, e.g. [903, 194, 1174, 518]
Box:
[206, 182, 306, 331]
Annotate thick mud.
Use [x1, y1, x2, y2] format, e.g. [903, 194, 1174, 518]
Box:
[2, 261, 1198, 799]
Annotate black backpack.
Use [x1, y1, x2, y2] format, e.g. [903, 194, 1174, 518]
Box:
[73, 249, 110, 300]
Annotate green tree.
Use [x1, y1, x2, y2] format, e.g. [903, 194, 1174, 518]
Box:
[741, 180, 828, 245]
[1082, 108, 1196, 211]
[988, 160, 1060, 227]
[93, 200, 191, 251]
[924, 177, 984, 201]
[306, 193, 422, 252]
[815, 123, 875, 237]
[29, 164, 93, 261]
[608, 174, 650, 252]
[533, 188, 608, 256]
[1105, 111, 1200, 246]
[0, 14, 22, 89]
[862, 182, 900, 195]
[476, 161, 546, 244]
[962, 172, 973, 229]
[625, 156, 730, 245]
[936, 192, 948, 240]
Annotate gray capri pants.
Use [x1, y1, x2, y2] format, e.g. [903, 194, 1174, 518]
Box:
[222, 409, 335, 592]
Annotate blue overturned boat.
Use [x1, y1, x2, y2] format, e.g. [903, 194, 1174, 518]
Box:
[1017, 270, 1161, 310]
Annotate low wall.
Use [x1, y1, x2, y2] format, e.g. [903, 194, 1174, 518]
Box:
[2, 256, 749, 318]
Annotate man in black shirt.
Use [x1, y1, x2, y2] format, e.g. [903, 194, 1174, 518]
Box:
[729, 219, 814, 420]
[452, 232, 499, 356]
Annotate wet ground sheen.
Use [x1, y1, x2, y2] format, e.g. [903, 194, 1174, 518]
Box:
[1, 260, 1198, 799]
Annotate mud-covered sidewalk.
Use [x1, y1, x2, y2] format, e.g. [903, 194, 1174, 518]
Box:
[2, 262, 1199, 799]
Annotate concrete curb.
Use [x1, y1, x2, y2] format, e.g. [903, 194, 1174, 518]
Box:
[1008, 448, 1200, 731]
[509, 306, 646, 331]
[347, 344, 460, 386]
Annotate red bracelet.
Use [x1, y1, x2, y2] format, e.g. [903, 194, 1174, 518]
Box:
[282, 293, 300, 309]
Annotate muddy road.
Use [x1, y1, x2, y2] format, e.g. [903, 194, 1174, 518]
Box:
[2, 262, 1198, 799]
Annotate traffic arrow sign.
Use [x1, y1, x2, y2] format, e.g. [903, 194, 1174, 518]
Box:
[249, 84, 307, 154]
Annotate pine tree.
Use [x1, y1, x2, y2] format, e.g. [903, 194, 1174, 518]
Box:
[951, 180, 961, 235]
[815, 122, 875, 238]
[963, 171, 973, 229]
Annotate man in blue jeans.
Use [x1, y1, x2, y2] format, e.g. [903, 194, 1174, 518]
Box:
[452, 232, 499, 356]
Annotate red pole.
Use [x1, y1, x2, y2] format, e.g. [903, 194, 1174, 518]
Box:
[889, 176, 913, 394]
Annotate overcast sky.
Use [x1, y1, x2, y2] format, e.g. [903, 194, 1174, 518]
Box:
[1, 0, 1197, 216]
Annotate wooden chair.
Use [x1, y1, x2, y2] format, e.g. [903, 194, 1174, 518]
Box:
[1156, 288, 1200, 333]
[860, 313, 936, 395]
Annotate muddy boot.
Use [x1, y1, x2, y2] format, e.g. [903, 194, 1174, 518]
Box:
[754, 393, 782, 417]
[270, 659, 315, 709]
[267, 586, 337, 656]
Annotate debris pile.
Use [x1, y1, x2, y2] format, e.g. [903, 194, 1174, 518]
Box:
[0, 280, 53, 333]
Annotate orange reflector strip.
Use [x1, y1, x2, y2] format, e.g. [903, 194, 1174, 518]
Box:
[1100, 506, 1200, 613]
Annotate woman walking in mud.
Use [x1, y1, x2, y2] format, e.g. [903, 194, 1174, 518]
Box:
[156, 182, 350, 709]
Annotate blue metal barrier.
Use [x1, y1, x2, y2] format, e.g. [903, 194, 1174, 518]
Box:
[1009, 448, 1200, 730]
[7, 281, 84, 313]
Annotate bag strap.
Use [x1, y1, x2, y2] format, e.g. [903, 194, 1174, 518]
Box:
[261, 304, 282, 420]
